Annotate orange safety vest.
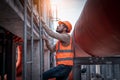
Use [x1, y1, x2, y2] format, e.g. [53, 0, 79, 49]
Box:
[55, 38, 74, 66]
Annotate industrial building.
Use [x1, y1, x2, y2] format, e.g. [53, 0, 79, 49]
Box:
[0, 0, 120, 80]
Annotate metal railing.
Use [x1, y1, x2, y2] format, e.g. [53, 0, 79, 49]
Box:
[23, 0, 44, 80]
[73, 57, 120, 80]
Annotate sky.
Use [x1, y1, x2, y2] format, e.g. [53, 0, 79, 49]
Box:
[50, 0, 87, 33]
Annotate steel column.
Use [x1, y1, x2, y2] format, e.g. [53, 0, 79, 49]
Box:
[23, 0, 27, 79]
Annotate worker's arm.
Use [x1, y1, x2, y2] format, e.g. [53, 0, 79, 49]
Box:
[42, 34, 56, 52]
[41, 18, 70, 44]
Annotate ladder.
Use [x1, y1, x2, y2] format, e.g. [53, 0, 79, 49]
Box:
[23, 0, 44, 80]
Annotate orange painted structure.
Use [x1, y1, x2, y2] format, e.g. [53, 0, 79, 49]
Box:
[73, 0, 120, 57]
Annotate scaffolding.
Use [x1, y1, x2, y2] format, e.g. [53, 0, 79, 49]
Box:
[23, 0, 44, 80]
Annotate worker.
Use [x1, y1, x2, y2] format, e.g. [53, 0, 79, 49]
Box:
[41, 17, 74, 80]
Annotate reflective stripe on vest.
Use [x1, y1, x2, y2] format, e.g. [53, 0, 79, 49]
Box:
[56, 57, 73, 61]
[57, 49, 73, 53]
[57, 40, 73, 53]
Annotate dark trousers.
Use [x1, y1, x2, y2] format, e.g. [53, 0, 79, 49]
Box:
[43, 64, 72, 80]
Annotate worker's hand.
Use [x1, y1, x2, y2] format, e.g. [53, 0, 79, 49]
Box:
[40, 17, 46, 25]
[42, 35, 47, 41]
[42, 33, 48, 41]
